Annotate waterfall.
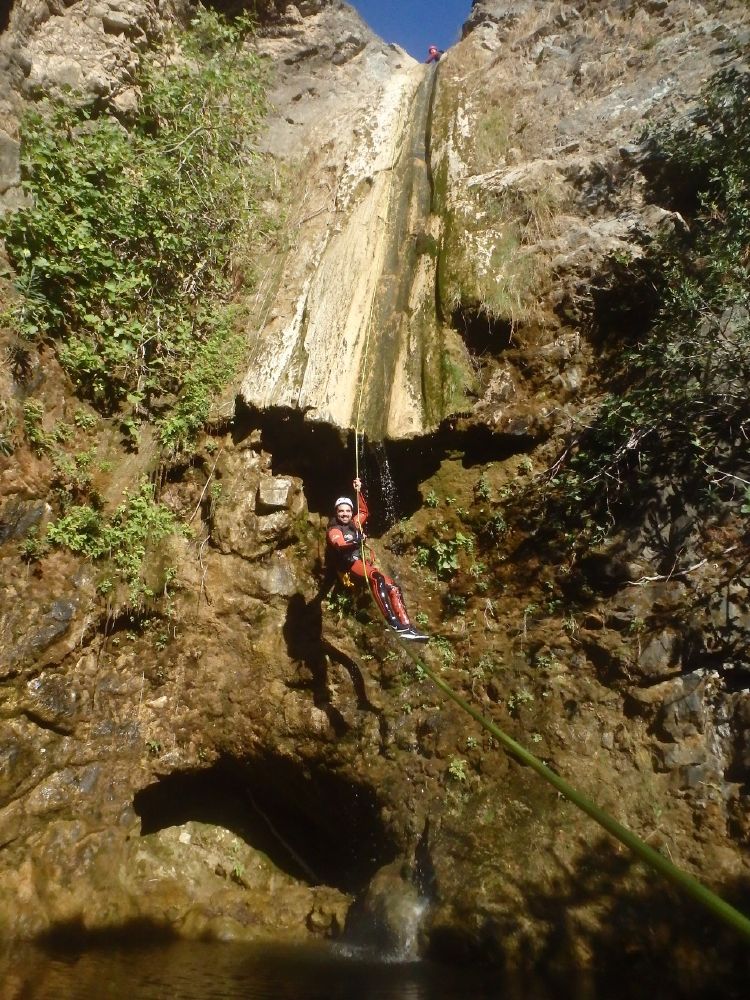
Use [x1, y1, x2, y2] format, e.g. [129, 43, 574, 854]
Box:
[341, 861, 431, 963]
[240, 61, 446, 440]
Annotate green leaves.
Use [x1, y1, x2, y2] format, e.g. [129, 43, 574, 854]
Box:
[45, 480, 183, 605]
[552, 70, 750, 526]
[0, 7, 270, 451]
[415, 530, 474, 580]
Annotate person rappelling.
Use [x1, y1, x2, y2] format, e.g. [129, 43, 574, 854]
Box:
[425, 45, 443, 63]
[326, 478, 428, 641]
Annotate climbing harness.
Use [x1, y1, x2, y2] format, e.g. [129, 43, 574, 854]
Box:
[387, 632, 750, 944]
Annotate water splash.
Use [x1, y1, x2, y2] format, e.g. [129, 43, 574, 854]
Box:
[387, 896, 429, 962]
[342, 862, 430, 963]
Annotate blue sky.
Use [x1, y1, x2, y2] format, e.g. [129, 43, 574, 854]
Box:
[348, 1, 473, 60]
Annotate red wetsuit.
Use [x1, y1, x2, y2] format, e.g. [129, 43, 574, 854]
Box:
[326, 493, 410, 628]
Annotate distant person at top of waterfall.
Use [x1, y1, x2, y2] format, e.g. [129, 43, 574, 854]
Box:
[426, 45, 443, 63]
[326, 478, 428, 641]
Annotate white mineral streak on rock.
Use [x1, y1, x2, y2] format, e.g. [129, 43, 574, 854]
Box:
[241, 64, 428, 436]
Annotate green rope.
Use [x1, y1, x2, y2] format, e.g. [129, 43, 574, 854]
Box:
[340, 61, 750, 947]
[391, 637, 750, 942]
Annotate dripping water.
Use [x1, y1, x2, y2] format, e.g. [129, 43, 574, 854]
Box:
[371, 441, 399, 528]
[356, 436, 401, 531]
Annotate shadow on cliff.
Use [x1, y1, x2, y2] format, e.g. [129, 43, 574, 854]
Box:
[37, 917, 177, 950]
[427, 832, 750, 997]
[234, 399, 534, 528]
[283, 590, 382, 722]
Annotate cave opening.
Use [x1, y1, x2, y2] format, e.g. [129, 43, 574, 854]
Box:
[451, 305, 513, 357]
[133, 755, 397, 894]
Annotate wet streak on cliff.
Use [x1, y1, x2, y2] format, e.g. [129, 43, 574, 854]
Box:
[134, 756, 397, 894]
[358, 68, 443, 437]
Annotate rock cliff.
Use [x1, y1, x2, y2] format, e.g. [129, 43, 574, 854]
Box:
[1, 0, 749, 990]
[240, 4, 449, 438]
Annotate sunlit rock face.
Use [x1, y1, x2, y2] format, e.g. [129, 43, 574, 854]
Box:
[240, 2, 446, 439]
[2, 0, 750, 984]
[0, 2, 190, 211]
[429, 0, 750, 442]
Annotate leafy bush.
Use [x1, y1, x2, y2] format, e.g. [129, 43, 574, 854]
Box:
[45, 480, 183, 603]
[551, 69, 750, 527]
[0, 7, 269, 452]
[415, 531, 474, 579]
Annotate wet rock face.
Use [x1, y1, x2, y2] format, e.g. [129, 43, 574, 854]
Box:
[240, 3, 452, 439]
[1, 0, 750, 984]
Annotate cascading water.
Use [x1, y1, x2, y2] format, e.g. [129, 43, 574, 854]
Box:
[341, 861, 431, 963]
[371, 441, 400, 528]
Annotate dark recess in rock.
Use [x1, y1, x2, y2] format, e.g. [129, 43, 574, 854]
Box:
[588, 257, 660, 347]
[451, 305, 513, 357]
[233, 398, 354, 516]
[133, 756, 397, 894]
[234, 400, 532, 529]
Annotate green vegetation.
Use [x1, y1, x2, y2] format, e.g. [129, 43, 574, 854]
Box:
[447, 756, 469, 783]
[480, 511, 507, 544]
[544, 69, 750, 536]
[415, 530, 474, 580]
[0, 7, 271, 453]
[474, 475, 492, 502]
[43, 480, 183, 604]
[431, 634, 456, 666]
[507, 688, 534, 714]
[473, 106, 512, 173]
[325, 587, 356, 620]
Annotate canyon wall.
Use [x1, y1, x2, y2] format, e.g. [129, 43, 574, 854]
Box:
[1, 0, 749, 987]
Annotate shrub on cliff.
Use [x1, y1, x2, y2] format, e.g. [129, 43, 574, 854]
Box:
[550, 68, 750, 531]
[39, 479, 184, 605]
[0, 7, 271, 452]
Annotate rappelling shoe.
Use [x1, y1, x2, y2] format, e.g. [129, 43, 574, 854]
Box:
[398, 626, 429, 642]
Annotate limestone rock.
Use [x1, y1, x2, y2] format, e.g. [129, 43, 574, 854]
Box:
[0, 129, 20, 196]
[118, 821, 350, 942]
[1, 1, 750, 985]
[635, 628, 681, 680]
[241, 4, 445, 438]
[210, 449, 306, 560]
